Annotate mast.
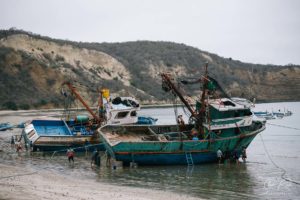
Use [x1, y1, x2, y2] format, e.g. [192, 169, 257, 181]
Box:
[62, 82, 101, 123]
[199, 62, 208, 115]
[198, 62, 209, 134]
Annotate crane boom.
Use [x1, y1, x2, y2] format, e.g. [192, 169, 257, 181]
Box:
[63, 82, 101, 123]
[161, 62, 209, 132]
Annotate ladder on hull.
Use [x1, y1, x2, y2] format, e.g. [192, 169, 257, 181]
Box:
[185, 152, 194, 166]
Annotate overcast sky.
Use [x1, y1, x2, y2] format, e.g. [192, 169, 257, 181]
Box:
[1, 0, 299, 65]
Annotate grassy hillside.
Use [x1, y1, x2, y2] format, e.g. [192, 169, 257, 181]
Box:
[0, 29, 299, 110]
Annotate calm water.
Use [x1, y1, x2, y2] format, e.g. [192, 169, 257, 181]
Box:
[1, 102, 300, 199]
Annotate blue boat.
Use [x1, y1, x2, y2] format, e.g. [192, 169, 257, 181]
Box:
[253, 111, 276, 120]
[22, 81, 157, 152]
[23, 115, 156, 152]
[23, 119, 103, 152]
[0, 123, 14, 131]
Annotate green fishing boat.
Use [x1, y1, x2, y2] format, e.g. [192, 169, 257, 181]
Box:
[99, 63, 266, 165]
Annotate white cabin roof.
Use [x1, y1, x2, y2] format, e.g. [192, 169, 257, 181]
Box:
[208, 98, 248, 111]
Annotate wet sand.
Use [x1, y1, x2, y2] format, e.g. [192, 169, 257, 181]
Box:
[0, 110, 200, 200]
[0, 163, 199, 200]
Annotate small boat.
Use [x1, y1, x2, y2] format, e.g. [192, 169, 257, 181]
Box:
[23, 83, 156, 152]
[272, 109, 293, 118]
[272, 112, 284, 119]
[22, 118, 102, 151]
[99, 63, 266, 165]
[0, 123, 14, 131]
[253, 111, 276, 120]
[284, 110, 293, 116]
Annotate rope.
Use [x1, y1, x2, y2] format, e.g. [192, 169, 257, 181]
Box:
[173, 97, 179, 124]
[259, 134, 300, 185]
[267, 123, 300, 131]
[0, 171, 38, 180]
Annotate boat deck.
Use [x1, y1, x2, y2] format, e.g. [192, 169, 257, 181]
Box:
[101, 125, 191, 144]
[32, 120, 72, 136]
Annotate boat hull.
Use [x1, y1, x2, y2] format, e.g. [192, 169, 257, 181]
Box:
[32, 142, 105, 152]
[23, 119, 103, 152]
[115, 151, 217, 165]
[100, 123, 264, 165]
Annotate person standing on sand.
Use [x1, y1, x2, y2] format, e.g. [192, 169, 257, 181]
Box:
[67, 148, 75, 164]
[217, 148, 223, 164]
[241, 147, 247, 163]
[10, 136, 15, 147]
[91, 149, 99, 167]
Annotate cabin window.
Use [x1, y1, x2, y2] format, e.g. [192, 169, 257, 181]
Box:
[222, 101, 236, 107]
[115, 111, 129, 119]
[130, 111, 137, 117]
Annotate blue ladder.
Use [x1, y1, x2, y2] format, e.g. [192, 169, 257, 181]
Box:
[185, 152, 194, 166]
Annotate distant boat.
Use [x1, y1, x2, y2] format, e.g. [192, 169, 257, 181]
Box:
[284, 110, 293, 116]
[253, 111, 276, 120]
[99, 63, 266, 165]
[254, 108, 293, 120]
[272, 109, 293, 118]
[272, 112, 284, 119]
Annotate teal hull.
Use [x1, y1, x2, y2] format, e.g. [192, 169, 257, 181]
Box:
[100, 123, 265, 165]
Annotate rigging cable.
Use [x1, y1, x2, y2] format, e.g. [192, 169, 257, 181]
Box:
[173, 96, 179, 124]
[259, 133, 300, 185]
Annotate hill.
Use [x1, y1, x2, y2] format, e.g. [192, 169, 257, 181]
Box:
[0, 29, 299, 110]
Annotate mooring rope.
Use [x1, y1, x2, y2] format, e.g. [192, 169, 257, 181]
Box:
[267, 122, 300, 131]
[0, 171, 39, 180]
[259, 134, 300, 185]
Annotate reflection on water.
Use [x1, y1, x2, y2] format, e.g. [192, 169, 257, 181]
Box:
[95, 164, 258, 199]
[4, 150, 297, 200]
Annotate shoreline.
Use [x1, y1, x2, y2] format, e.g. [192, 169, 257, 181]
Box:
[1, 101, 299, 115]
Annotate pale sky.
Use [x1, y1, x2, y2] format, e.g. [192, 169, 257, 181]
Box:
[1, 0, 300, 65]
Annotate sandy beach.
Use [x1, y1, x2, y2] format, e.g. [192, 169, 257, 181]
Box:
[0, 110, 200, 200]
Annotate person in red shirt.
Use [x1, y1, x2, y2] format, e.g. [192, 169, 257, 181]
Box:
[67, 148, 74, 164]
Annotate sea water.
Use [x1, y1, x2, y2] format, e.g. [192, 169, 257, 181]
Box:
[1, 102, 300, 199]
